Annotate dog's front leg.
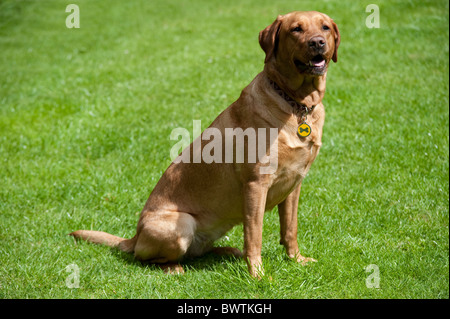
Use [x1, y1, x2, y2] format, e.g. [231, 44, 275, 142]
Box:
[243, 181, 268, 279]
[278, 182, 317, 265]
[278, 182, 302, 259]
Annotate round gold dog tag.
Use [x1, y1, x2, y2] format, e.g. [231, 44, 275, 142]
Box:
[297, 122, 311, 137]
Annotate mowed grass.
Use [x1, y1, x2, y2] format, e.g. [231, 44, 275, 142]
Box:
[0, 0, 448, 299]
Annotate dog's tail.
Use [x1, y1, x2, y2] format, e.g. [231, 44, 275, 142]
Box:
[69, 230, 136, 253]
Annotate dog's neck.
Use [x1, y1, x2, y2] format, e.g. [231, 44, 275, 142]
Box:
[268, 78, 317, 118]
[264, 64, 327, 108]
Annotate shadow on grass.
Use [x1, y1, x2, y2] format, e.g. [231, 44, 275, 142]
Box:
[109, 246, 244, 274]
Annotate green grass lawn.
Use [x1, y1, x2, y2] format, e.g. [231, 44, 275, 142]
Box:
[0, 0, 448, 299]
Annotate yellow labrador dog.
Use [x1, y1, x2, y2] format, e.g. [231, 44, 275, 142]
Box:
[70, 11, 340, 278]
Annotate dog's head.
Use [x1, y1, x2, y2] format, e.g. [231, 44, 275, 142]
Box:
[259, 11, 340, 76]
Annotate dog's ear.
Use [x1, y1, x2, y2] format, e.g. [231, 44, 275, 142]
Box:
[259, 15, 283, 63]
[331, 19, 340, 63]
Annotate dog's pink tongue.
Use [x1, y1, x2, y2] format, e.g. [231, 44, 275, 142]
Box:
[313, 60, 325, 67]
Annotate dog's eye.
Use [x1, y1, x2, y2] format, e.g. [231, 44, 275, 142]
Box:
[322, 25, 330, 31]
[292, 26, 302, 32]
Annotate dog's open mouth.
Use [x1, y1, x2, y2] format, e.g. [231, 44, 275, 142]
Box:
[294, 55, 327, 75]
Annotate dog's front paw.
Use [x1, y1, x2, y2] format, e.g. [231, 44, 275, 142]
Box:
[246, 256, 265, 279]
[288, 251, 317, 265]
[296, 254, 317, 265]
[249, 265, 265, 279]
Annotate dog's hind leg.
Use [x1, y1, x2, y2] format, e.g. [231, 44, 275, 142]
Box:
[133, 211, 197, 273]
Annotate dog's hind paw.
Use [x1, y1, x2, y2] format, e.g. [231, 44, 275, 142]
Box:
[159, 263, 185, 275]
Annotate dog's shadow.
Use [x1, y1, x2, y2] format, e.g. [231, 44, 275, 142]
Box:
[109, 247, 243, 274]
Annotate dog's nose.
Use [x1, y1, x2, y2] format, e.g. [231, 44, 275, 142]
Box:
[308, 36, 326, 49]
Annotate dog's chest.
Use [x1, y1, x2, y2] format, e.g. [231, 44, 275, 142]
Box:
[279, 120, 321, 167]
[265, 126, 322, 209]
